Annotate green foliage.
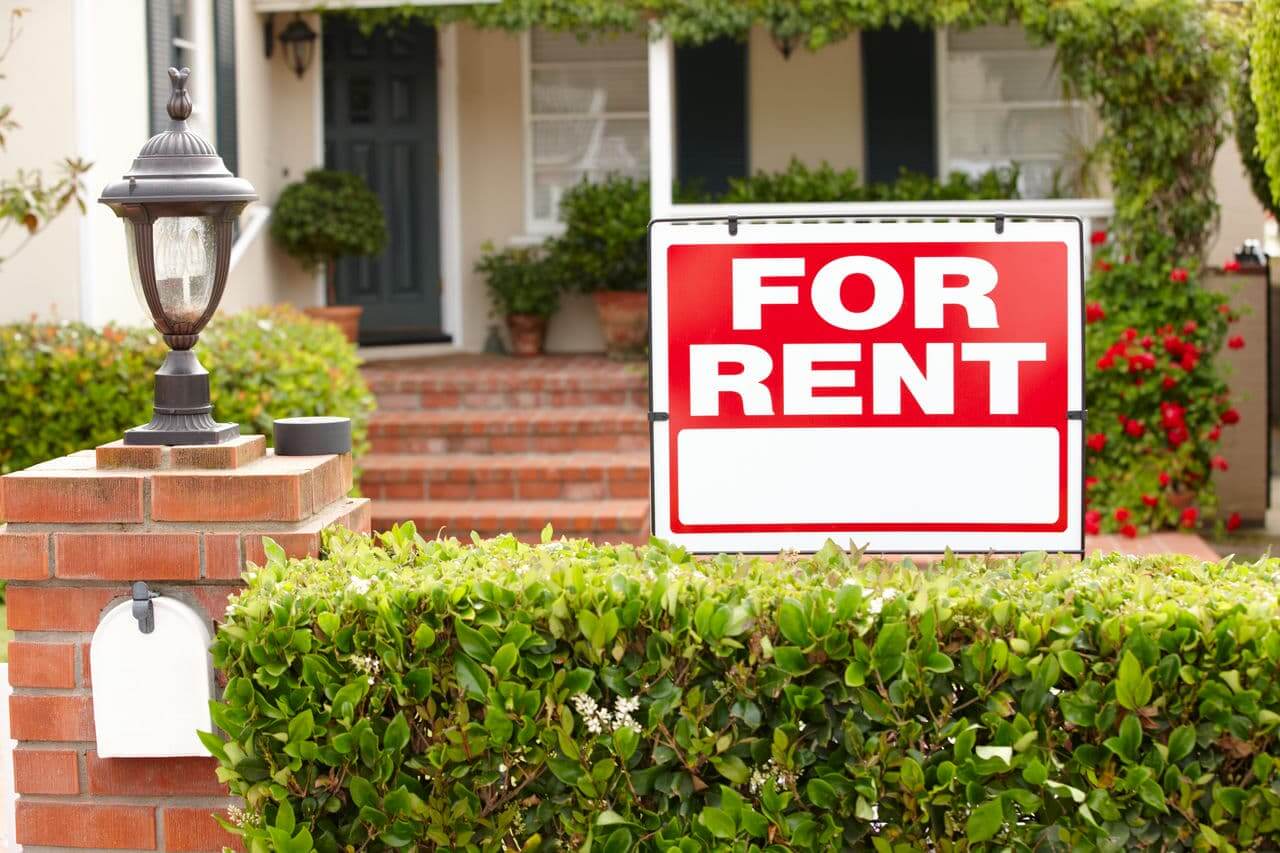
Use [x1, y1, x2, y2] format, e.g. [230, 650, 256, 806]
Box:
[0, 305, 374, 476]
[1253, 0, 1280, 205]
[475, 243, 563, 318]
[1233, 47, 1279, 219]
[271, 169, 389, 272]
[1082, 234, 1238, 536]
[711, 161, 1023, 204]
[212, 529, 1280, 851]
[549, 175, 650, 294]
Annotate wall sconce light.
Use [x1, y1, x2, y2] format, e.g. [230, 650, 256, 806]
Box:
[278, 14, 318, 78]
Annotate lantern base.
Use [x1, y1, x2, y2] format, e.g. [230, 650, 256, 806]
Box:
[123, 349, 240, 446]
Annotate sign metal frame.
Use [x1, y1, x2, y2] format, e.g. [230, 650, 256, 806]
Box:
[647, 213, 1087, 555]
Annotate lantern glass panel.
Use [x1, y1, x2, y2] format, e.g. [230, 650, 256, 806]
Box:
[125, 215, 219, 326]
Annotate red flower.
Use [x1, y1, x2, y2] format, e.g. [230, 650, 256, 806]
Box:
[1162, 376, 1178, 390]
[1085, 476, 1099, 490]
[1228, 335, 1244, 350]
[1095, 259, 1113, 272]
[1218, 303, 1234, 319]
[1125, 419, 1145, 438]
[1159, 402, 1185, 428]
[1158, 471, 1171, 487]
[1096, 355, 1115, 370]
[1221, 408, 1240, 425]
[1090, 230, 1108, 245]
[1180, 507, 1199, 529]
[1167, 425, 1189, 447]
[1182, 320, 1197, 335]
[1226, 512, 1241, 531]
[1180, 351, 1199, 371]
[1223, 259, 1240, 272]
[1126, 352, 1155, 372]
[1170, 267, 1189, 283]
[1114, 507, 1131, 523]
[1085, 302, 1106, 324]
[1121, 523, 1138, 539]
[1140, 335, 1153, 349]
[1141, 494, 1159, 507]
[1162, 335, 1183, 355]
[1211, 455, 1229, 471]
[1123, 327, 1138, 342]
[1087, 433, 1107, 452]
[1207, 425, 1221, 441]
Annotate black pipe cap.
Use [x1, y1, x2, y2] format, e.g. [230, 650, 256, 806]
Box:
[273, 416, 352, 456]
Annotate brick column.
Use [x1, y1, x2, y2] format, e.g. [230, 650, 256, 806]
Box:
[0, 436, 369, 852]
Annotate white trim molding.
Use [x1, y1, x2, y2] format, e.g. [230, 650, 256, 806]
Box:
[439, 23, 464, 345]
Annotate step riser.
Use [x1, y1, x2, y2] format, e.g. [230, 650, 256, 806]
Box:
[370, 434, 650, 454]
[362, 477, 649, 502]
[375, 389, 648, 411]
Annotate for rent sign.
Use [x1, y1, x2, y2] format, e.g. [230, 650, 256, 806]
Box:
[649, 218, 1084, 553]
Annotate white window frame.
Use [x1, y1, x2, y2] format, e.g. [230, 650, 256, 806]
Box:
[933, 25, 1095, 195]
[521, 29, 650, 235]
[170, 0, 217, 143]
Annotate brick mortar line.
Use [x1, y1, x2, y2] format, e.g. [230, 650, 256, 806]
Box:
[18, 794, 239, 807]
[1, 495, 364, 535]
[10, 685, 90, 697]
[198, 532, 206, 580]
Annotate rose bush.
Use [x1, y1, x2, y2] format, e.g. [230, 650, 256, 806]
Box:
[209, 528, 1280, 851]
[1081, 233, 1245, 537]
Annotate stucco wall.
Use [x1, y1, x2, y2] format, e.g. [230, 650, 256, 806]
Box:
[747, 27, 864, 174]
[1207, 130, 1268, 266]
[0, 0, 89, 324]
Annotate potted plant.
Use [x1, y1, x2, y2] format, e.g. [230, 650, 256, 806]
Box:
[270, 168, 387, 343]
[549, 175, 649, 359]
[475, 243, 562, 356]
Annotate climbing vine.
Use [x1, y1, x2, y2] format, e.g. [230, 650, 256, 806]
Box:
[1253, 0, 1280, 204]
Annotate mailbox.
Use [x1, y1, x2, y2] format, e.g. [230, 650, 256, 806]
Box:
[90, 589, 215, 758]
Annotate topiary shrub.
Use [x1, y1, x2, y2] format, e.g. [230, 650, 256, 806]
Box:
[209, 529, 1280, 851]
[0, 305, 374, 476]
[271, 169, 388, 287]
[475, 243, 563, 319]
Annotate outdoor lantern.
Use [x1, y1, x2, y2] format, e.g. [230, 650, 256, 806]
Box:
[99, 67, 257, 446]
[278, 15, 318, 79]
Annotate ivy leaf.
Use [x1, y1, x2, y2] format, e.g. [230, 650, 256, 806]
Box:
[773, 646, 810, 674]
[383, 712, 410, 753]
[1167, 724, 1196, 763]
[349, 775, 378, 809]
[454, 621, 495, 663]
[454, 654, 491, 700]
[699, 806, 736, 839]
[1116, 651, 1153, 710]
[491, 642, 518, 678]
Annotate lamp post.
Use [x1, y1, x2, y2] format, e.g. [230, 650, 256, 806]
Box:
[100, 67, 257, 446]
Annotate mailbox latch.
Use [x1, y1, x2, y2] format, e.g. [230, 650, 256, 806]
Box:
[131, 582, 157, 634]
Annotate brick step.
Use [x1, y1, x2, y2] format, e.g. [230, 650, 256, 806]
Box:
[360, 452, 650, 501]
[369, 408, 649, 454]
[365, 357, 647, 410]
[370, 498, 651, 544]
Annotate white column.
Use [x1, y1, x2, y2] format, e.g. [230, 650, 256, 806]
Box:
[647, 27, 674, 220]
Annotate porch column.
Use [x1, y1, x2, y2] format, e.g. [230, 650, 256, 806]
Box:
[647, 27, 675, 219]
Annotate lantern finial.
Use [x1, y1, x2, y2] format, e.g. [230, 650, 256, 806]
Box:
[167, 66, 192, 122]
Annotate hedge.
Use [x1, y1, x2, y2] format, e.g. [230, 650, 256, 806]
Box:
[0, 305, 374, 476]
[209, 529, 1280, 851]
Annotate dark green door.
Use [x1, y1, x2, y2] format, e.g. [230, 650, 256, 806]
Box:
[323, 18, 444, 345]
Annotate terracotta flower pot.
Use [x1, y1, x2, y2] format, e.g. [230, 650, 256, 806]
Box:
[303, 305, 363, 344]
[506, 314, 548, 357]
[592, 291, 648, 360]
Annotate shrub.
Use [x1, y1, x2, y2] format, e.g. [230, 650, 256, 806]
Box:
[713, 160, 1023, 204]
[475, 243, 562, 318]
[271, 169, 388, 273]
[549, 175, 650, 294]
[210, 529, 1280, 851]
[0, 305, 374, 476]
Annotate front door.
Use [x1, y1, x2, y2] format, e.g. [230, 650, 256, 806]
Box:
[323, 18, 444, 345]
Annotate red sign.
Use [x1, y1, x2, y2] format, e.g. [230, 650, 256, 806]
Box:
[649, 219, 1084, 553]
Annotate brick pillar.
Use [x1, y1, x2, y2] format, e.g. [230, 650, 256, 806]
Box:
[0, 436, 370, 852]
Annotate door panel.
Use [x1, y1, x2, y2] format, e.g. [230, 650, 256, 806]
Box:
[323, 18, 445, 345]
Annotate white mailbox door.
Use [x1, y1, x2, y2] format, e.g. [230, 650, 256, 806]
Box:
[90, 597, 215, 758]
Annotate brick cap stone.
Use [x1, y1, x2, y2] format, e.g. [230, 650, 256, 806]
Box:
[97, 434, 267, 470]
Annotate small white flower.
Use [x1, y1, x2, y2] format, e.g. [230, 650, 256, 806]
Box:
[348, 576, 373, 594]
[498, 763, 508, 773]
[867, 597, 884, 615]
[797, 720, 807, 732]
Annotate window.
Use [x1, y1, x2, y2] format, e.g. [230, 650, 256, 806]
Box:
[524, 29, 649, 232]
[939, 25, 1094, 198]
